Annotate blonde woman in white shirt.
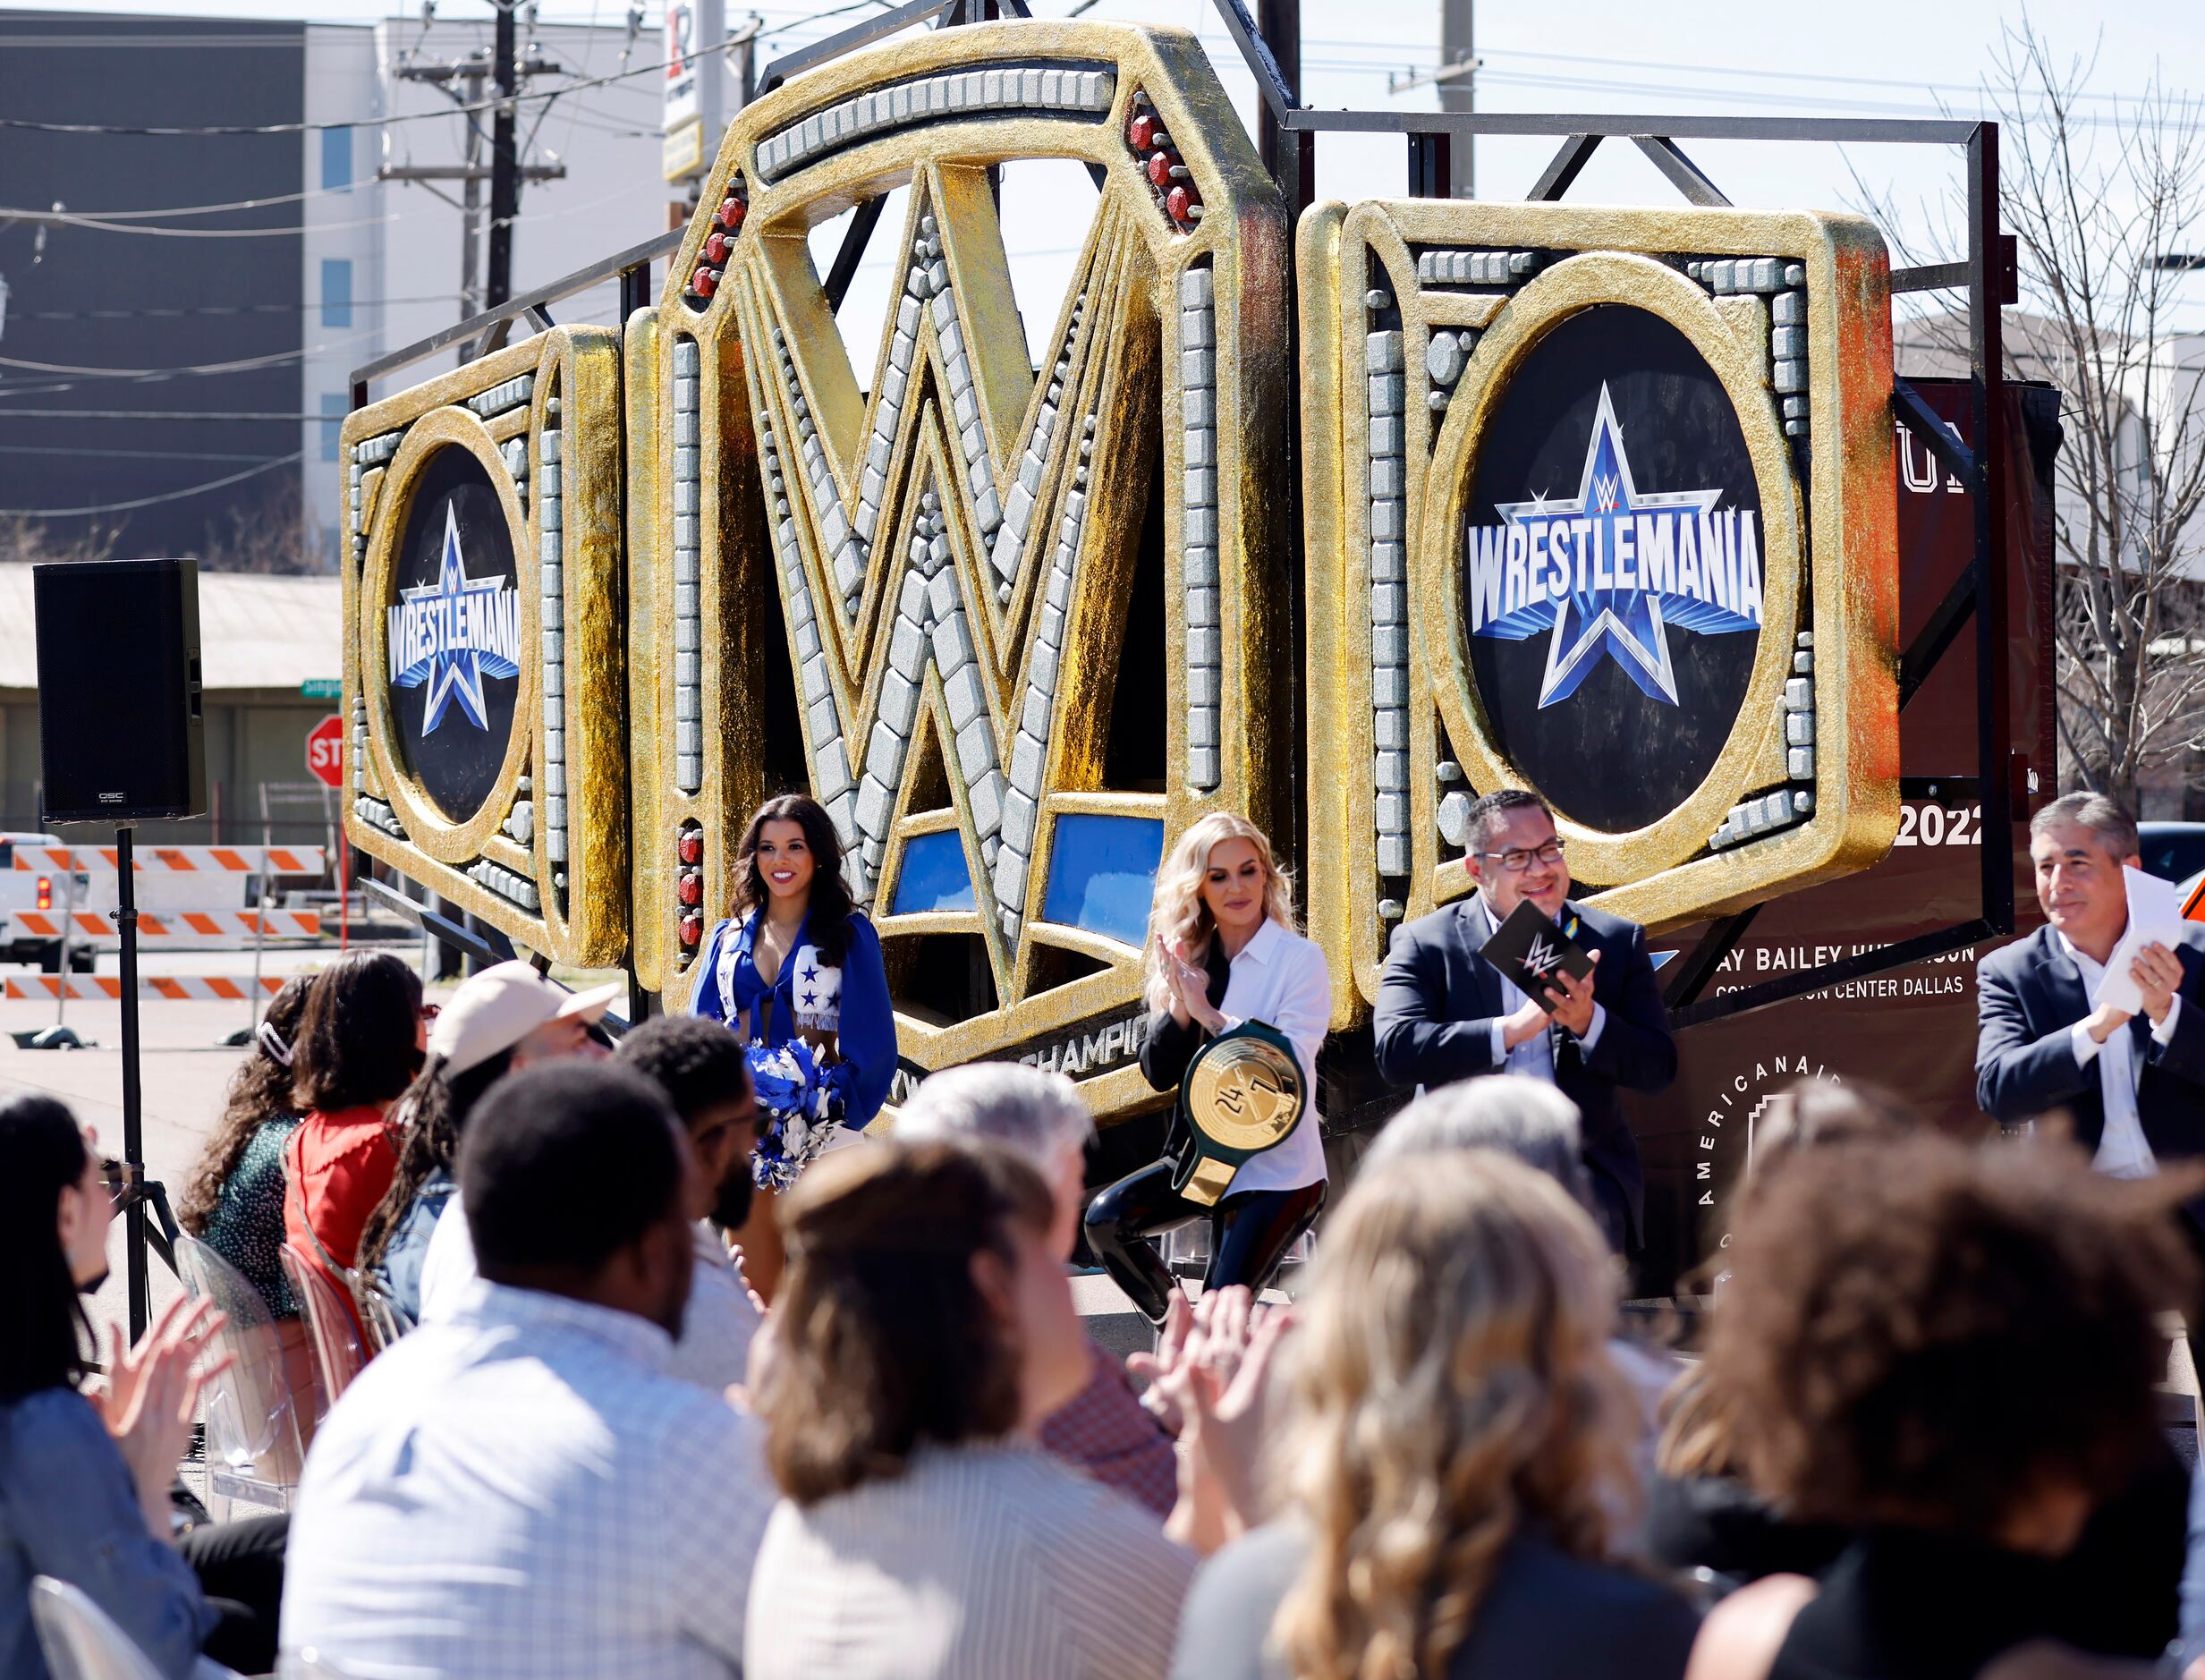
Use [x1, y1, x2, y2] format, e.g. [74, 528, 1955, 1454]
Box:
[1084, 812, 1332, 1323]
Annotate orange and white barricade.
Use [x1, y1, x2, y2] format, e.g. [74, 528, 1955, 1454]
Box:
[7, 845, 327, 875]
[8, 910, 322, 945]
[5, 975, 294, 1002]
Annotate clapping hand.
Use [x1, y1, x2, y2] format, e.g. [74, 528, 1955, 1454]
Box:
[2132, 941, 2183, 1026]
[95, 1294, 232, 1538]
[1146, 1285, 1298, 1555]
[1156, 935, 1225, 1033]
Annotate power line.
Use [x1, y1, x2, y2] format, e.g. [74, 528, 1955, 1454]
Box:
[0, 410, 321, 421]
[1, 205, 405, 241]
[13, 295, 462, 322]
[0, 341, 367, 378]
[0, 181, 360, 223]
[0, 443, 280, 463]
[0, 32, 739, 136]
[0, 450, 305, 518]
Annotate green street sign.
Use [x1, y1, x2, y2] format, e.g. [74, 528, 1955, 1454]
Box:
[301, 677, 343, 700]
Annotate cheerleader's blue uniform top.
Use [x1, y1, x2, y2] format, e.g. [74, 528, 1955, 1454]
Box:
[688, 906, 895, 1189]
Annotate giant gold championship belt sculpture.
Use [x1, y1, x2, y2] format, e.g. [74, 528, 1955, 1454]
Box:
[339, 16, 1904, 1124]
[1301, 202, 1899, 1013]
[340, 329, 631, 970]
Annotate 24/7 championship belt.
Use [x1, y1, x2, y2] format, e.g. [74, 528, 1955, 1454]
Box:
[1172, 1021, 1309, 1205]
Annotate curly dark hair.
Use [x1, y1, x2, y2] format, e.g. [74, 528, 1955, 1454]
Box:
[759, 1140, 1052, 1506]
[177, 975, 315, 1236]
[611, 1014, 751, 1124]
[355, 1046, 515, 1276]
[291, 952, 423, 1115]
[1705, 1135, 2199, 1534]
[728, 792, 853, 963]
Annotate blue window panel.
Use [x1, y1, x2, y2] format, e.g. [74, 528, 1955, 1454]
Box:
[322, 125, 352, 192]
[1040, 814, 1165, 947]
[320, 393, 346, 462]
[891, 829, 978, 915]
[321, 259, 352, 328]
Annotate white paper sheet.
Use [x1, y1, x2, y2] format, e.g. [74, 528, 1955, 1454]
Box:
[2095, 865, 2186, 1015]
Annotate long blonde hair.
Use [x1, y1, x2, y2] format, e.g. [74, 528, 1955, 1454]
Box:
[1141, 812, 1295, 1014]
[1274, 1150, 1637, 1680]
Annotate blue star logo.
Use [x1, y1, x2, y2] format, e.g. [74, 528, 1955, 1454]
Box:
[1465, 383, 1764, 708]
[388, 500, 521, 734]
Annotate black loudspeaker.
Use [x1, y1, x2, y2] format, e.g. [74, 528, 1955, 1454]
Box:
[33, 558, 207, 823]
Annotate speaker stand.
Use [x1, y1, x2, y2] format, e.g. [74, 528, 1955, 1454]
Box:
[115, 825, 151, 1343]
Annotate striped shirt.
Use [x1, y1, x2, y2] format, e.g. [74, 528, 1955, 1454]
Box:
[743, 1440, 1195, 1680]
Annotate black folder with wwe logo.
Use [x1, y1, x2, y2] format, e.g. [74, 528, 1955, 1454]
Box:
[1480, 900, 1595, 1014]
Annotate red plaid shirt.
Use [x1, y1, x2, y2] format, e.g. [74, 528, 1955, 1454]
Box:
[1038, 1338, 1179, 1519]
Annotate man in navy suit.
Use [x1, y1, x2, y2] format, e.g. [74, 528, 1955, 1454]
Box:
[1373, 788, 1677, 1252]
[1975, 792, 2205, 1194]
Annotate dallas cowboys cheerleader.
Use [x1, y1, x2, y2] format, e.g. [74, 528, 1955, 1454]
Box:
[689, 792, 895, 1299]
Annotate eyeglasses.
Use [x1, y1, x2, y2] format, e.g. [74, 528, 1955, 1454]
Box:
[97, 1157, 131, 1209]
[1474, 840, 1566, 873]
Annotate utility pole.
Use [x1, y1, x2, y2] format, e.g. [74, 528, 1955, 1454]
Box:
[383, 7, 564, 336]
[1388, 0, 1478, 198]
[486, 0, 519, 310]
[1438, 0, 1474, 197]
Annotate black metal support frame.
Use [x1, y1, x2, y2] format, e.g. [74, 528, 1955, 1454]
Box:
[1196, 3, 2022, 1032]
[360, 876, 518, 968]
[347, 3, 2026, 1036]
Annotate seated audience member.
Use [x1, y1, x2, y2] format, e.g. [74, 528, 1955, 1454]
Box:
[745, 1141, 1197, 1680]
[177, 975, 317, 1408]
[1, 1093, 287, 1677]
[613, 1014, 766, 1391]
[280, 952, 428, 1328]
[1686, 1137, 2196, 1680]
[1646, 1079, 1905, 1588]
[1364, 1074, 1679, 1430]
[895, 1063, 1179, 1518]
[281, 1063, 772, 1676]
[1171, 1148, 1699, 1680]
[359, 960, 619, 1324]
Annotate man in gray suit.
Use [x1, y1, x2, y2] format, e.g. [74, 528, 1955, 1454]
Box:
[1373, 788, 1676, 1252]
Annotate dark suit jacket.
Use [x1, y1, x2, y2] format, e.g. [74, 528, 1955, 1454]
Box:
[1974, 921, 2205, 1161]
[1372, 896, 1678, 1251]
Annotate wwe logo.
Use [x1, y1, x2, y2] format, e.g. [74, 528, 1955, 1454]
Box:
[1592, 471, 1620, 513]
[1522, 933, 1562, 980]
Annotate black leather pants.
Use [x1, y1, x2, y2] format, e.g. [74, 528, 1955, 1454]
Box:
[1083, 1159, 1327, 1324]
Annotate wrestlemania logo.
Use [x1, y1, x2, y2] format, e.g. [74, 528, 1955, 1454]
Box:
[1467, 381, 1765, 708]
[388, 499, 522, 735]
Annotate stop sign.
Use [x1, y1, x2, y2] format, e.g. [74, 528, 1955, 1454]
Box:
[306, 714, 344, 789]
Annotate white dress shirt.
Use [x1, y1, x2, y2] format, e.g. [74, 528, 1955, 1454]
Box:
[1478, 898, 1606, 1080]
[2058, 929, 2183, 1180]
[1200, 917, 1332, 1197]
[415, 1198, 479, 1323]
[282, 1279, 774, 1679]
[420, 1211, 761, 1393]
[668, 1222, 763, 1394]
[744, 1441, 1194, 1680]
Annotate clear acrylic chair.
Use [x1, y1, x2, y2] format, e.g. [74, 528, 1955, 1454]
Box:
[29, 1576, 240, 1680]
[279, 1243, 364, 1409]
[351, 1270, 414, 1356]
[173, 1236, 309, 1519]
